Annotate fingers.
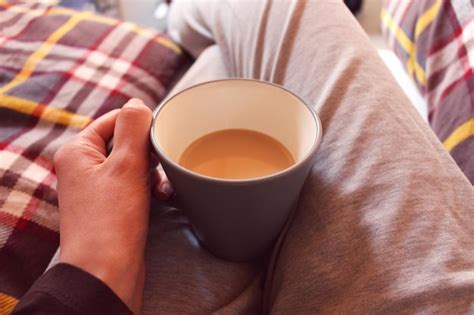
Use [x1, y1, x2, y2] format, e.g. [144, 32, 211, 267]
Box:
[151, 153, 173, 200]
[80, 109, 120, 154]
[150, 152, 173, 200]
[150, 151, 160, 169]
[152, 167, 173, 200]
[82, 109, 120, 139]
[109, 99, 152, 169]
[54, 110, 120, 169]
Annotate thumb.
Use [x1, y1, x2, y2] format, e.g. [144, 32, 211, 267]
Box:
[109, 99, 152, 168]
[54, 110, 120, 173]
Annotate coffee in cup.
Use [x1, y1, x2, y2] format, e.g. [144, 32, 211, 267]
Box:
[150, 79, 322, 261]
[179, 128, 295, 180]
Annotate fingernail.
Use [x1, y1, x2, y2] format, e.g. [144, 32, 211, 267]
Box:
[160, 182, 173, 198]
[155, 184, 172, 201]
[155, 190, 168, 201]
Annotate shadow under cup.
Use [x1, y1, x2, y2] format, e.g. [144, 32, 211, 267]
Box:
[151, 79, 322, 261]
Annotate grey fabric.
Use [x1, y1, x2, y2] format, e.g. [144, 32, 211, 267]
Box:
[142, 1, 474, 314]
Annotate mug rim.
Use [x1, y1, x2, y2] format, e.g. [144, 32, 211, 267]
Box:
[150, 78, 323, 184]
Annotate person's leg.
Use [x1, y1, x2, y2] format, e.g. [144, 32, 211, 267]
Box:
[142, 45, 263, 314]
[168, 1, 474, 313]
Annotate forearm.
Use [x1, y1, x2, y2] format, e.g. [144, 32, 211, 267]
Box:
[13, 263, 132, 315]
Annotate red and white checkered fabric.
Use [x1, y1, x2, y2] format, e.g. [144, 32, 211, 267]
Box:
[381, 0, 474, 184]
[0, 1, 189, 311]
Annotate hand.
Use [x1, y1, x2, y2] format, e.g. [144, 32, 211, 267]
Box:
[54, 99, 153, 313]
[151, 158, 173, 201]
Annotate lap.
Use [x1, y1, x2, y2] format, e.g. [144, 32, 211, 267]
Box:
[161, 1, 474, 313]
[142, 46, 262, 315]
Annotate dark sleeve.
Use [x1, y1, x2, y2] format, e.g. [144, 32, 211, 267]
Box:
[13, 263, 132, 315]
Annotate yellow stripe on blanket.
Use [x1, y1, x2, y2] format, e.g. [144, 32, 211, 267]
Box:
[0, 292, 18, 314]
[381, 7, 427, 86]
[0, 3, 182, 55]
[0, 2, 60, 16]
[443, 118, 474, 152]
[407, 0, 442, 86]
[415, 0, 442, 38]
[0, 94, 91, 128]
[80, 17, 182, 54]
[381, 8, 414, 54]
[406, 58, 427, 86]
[0, 11, 91, 95]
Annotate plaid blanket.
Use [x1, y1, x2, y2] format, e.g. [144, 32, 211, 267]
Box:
[0, 1, 189, 312]
[381, 0, 474, 184]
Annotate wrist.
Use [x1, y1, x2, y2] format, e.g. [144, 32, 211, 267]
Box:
[60, 244, 143, 308]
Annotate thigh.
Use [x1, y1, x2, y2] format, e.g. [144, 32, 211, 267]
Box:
[169, 1, 474, 313]
[142, 46, 262, 315]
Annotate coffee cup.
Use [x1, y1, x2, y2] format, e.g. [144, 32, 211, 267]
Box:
[150, 79, 322, 261]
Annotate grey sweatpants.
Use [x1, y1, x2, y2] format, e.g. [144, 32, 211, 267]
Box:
[142, 1, 474, 313]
